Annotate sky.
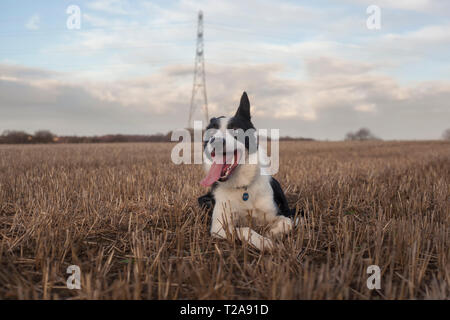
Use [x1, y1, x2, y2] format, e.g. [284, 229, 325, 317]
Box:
[0, 0, 449, 140]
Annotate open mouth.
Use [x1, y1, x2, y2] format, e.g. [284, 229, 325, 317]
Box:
[218, 149, 239, 182]
[201, 149, 241, 187]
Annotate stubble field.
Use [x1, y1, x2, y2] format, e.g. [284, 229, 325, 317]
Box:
[0, 141, 449, 299]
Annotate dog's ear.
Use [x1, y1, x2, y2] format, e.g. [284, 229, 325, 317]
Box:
[235, 91, 251, 120]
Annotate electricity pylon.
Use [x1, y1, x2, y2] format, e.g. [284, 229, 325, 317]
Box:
[188, 11, 209, 128]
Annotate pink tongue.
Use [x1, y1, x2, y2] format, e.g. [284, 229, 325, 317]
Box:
[200, 161, 224, 187]
[200, 152, 241, 187]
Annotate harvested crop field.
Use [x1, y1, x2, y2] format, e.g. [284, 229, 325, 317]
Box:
[0, 141, 449, 299]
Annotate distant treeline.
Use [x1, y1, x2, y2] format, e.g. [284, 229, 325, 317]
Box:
[278, 136, 315, 141]
[0, 130, 315, 144]
[0, 130, 172, 144]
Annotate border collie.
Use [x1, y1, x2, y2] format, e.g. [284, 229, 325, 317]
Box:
[198, 92, 297, 250]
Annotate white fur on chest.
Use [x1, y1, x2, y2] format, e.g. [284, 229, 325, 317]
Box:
[213, 174, 276, 219]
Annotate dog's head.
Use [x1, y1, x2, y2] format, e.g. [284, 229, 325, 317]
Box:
[201, 92, 259, 188]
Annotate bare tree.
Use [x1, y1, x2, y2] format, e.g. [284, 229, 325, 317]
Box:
[34, 130, 55, 143]
[0, 130, 32, 144]
[345, 128, 378, 141]
[442, 128, 450, 140]
[345, 132, 355, 141]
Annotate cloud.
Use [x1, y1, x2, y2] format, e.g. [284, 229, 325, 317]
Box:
[0, 64, 56, 80]
[354, 103, 377, 113]
[382, 24, 450, 47]
[3, 0, 450, 140]
[1, 59, 450, 140]
[305, 57, 375, 78]
[87, 0, 135, 15]
[25, 14, 40, 30]
[343, 0, 450, 13]
[41, 0, 448, 88]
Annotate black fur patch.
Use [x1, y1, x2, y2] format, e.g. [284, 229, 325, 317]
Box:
[197, 183, 217, 215]
[197, 192, 215, 215]
[227, 116, 257, 152]
[227, 92, 257, 153]
[203, 117, 224, 150]
[235, 92, 251, 120]
[270, 177, 297, 217]
[206, 117, 223, 130]
[226, 116, 255, 132]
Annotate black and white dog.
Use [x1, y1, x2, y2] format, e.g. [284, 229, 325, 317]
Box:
[198, 92, 297, 250]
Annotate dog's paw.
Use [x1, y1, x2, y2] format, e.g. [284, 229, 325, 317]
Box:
[270, 216, 293, 236]
[238, 227, 274, 251]
[257, 236, 274, 251]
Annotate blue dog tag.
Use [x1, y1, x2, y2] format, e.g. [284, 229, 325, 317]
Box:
[242, 192, 249, 201]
